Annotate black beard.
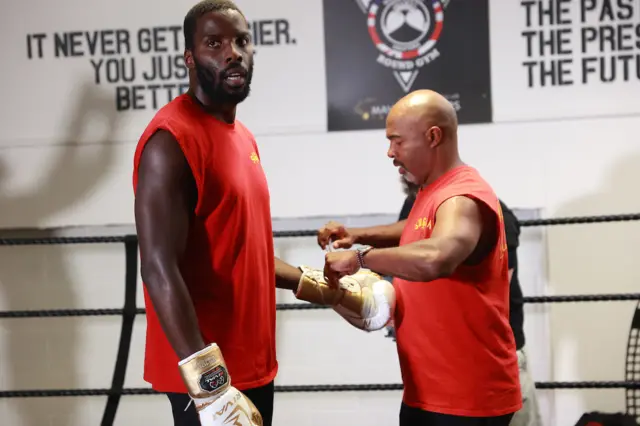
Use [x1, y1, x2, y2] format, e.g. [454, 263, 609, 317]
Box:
[194, 57, 253, 105]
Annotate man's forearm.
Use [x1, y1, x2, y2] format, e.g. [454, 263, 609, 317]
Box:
[275, 257, 302, 291]
[360, 239, 448, 282]
[142, 264, 205, 360]
[351, 220, 406, 248]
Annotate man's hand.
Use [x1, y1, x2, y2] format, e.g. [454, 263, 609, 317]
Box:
[317, 221, 357, 250]
[324, 250, 360, 286]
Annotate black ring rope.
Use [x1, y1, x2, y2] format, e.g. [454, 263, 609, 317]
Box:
[0, 380, 638, 399]
[1, 212, 639, 425]
[0, 235, 127, 246]
[0, 212, 639, 246]
[2, 293, 639, 319]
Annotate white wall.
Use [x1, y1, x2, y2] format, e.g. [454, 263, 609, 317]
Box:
[1, 0, 639, 425]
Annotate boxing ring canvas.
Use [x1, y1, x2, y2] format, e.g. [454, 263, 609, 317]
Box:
[0, 209, 561, 426]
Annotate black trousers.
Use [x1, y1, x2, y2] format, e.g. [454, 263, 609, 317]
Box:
[400, 403, 514, 426]
[166, 380, 274, 426]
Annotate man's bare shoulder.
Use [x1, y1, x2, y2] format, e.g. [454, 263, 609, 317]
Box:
[436, 195, 483, 220]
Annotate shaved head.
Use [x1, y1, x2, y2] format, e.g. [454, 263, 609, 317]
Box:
[387, 89, 458, 140]
[385, 90, 462, 187]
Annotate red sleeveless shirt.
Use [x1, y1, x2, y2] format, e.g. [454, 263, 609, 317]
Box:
[394, 165, 522, 416]
[132, 94, 277, 393]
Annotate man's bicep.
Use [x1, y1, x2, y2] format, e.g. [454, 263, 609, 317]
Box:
[430, 196, 484, 266]
[135, 131, 193, 263]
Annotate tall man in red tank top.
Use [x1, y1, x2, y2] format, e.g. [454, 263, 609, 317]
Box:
[133, 1, 396, 424]
[319, 90, 523, 426]
[129, 1, 383, 425]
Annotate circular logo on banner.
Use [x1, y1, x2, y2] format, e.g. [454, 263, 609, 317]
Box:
[364, 0, 447, 92]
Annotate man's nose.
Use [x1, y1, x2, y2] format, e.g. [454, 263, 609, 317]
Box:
[225, 42, 242, 64]
[387, 146, 395, 159]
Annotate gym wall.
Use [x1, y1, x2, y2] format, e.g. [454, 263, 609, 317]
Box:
[0, 0, 638, 425]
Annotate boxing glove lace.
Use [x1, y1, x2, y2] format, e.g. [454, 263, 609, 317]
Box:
[178, 343, 263, 426]
[295, 266, 396, 331]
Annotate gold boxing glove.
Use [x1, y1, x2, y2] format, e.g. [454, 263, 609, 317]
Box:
[295, 266, 396, 331]
[178, 344, 263, 426]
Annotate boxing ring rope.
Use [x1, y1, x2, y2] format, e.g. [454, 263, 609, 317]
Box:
[1, 213, 640, 426]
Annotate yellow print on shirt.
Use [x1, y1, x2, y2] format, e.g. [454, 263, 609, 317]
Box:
[414, 217, 432, 231]
[250, 152, 259, 164]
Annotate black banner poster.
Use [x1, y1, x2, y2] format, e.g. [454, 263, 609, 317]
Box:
[323, 0, 492, 131]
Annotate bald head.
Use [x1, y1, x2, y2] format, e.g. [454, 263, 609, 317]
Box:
[385, 90, 461, 187]
[388, 90, 458, 139]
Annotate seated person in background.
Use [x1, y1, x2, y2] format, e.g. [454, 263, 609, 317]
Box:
[393, 176, 542, 426]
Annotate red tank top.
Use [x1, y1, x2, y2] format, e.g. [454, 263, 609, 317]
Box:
[132, 94, 277, 393]
[394, 165, 522, 416]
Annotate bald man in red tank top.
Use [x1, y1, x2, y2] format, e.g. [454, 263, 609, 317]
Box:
[319, 90, 522, 426]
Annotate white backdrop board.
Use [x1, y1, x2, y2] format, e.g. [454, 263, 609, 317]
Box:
[491, 0, 640, 122]
[0, 0, 327, 147]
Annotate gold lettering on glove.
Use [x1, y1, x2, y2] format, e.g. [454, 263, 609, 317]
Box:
[212, 395, 263, 426]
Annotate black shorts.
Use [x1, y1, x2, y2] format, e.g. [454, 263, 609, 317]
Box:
[166, 380, 275, 426]
[400, 403, 514, 426]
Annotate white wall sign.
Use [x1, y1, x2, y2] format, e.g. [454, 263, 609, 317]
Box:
[491, 0, 640, 122]
[0, 0, 326, 147]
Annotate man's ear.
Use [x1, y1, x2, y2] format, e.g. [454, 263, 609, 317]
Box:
[184, 50, 195, 69]
[426, 126, 443, 148]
